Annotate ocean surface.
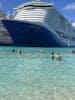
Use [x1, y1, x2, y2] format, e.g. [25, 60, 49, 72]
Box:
[0, 46, 75, 100]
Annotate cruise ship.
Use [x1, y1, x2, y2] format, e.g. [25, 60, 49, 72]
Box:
[1, 0, 75, 47]
[0, 9, 12, 45]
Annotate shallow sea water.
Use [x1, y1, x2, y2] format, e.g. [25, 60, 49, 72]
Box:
[0, 47, 75, 100]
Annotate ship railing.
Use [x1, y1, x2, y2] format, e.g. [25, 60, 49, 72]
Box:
[1, 17, 14, 20]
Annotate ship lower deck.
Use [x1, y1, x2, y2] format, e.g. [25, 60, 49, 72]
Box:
[2, 20, 65, 47]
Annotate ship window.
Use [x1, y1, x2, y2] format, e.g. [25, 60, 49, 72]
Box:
[24, 7, 35, 10]
[18, 4, 53, 10]
[23, 5, 53, 7]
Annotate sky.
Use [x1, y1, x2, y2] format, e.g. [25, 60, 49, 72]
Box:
[0, 0, 75, 21]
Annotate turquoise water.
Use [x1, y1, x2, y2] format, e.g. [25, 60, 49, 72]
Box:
[0, 47, 75, 100]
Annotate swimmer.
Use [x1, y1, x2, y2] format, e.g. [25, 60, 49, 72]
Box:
[12, 49, 15, 53]
[51, 52, 54, 60]
[18, 50, 22, 55]
[56, 53, 62, 61]
[40, 49, 44, 53]
[72, 50, 75, 54]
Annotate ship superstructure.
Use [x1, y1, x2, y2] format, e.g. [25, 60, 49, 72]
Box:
[1, 1, 75, 46]
[0, 9, 12, 44]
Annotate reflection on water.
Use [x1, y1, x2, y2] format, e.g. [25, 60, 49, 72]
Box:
[0, 47, 75, 100]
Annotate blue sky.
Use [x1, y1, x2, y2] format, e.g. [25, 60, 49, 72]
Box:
[0, 0, 75, 21]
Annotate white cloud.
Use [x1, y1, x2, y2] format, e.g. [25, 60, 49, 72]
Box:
[63, 2, 75, 10]
[72, 22, 75, 27]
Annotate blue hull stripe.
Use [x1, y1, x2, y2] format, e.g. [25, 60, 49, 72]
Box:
[2, 20, 65, 47]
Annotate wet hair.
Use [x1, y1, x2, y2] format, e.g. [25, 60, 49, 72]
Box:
[12, 49, 15, 52]
[72, 50, 75, 54]
[51, 52, 54, 55]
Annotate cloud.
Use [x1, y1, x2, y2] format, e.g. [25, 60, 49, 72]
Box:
[72, 22, 75, 27]
[63, 2, 75, 11]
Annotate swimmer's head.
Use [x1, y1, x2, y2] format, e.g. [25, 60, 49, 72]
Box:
[51, 52, 54, 55]
[57, 53, 60, 55]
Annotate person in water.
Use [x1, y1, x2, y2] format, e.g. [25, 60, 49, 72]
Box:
[56, 53, 62, 61]
[18, 50, 22, 55]
[12, 49, 15, 53]
[51, 52, 55, 60]
[72, 50, 75, 54]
